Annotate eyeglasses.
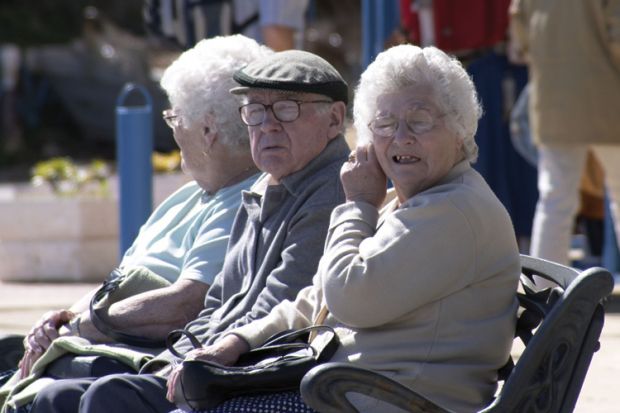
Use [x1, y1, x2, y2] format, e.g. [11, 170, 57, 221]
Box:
[239, 99, 333, 126]
[368, 108, 445, 138]
[162, 109, 181, 129]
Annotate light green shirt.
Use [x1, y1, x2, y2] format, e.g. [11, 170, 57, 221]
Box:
[120, 174, 259, 285]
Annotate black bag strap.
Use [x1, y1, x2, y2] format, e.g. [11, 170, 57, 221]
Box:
[259, 325, 339, 362]
[166, 325, 339, 364]
[89, 269, 166, 348]
[166, 329, 204, 358]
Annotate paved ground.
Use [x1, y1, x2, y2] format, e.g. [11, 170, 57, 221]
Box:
[0, 280, 618, 412]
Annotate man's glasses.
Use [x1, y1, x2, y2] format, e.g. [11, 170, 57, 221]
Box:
[162, 109, 181, 129]
[368, 108, 444, 138]
[239, 99, 332, 126]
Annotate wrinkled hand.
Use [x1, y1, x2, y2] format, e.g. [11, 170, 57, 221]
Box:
[19, 309, 75, 378]
[166, 334, 250, 402]
[341, 144, 387, 208]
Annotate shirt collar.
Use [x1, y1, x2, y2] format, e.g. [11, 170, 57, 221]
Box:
[397, 159, 472, 209]
[435, 159, 471, 187]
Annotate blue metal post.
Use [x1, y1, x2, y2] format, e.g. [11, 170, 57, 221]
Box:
[382, 1, 400, 42]
[374, 1, 386, 62]
[115, 83, 153, 257]
[361, 0, 376, 69]
[362, 1, 401, 70]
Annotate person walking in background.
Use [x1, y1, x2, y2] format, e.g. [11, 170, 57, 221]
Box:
[144, 0, 309, 51]
[509, 0, 620, 267]
[232, 0, 309, 50]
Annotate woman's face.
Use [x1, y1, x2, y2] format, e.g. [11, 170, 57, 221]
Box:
[171, 116, 212, 182]
[371, 84, 464, 202]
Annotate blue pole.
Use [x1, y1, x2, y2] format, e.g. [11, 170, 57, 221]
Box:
[374, 1, 386, 61]
[382, 1, 400, 42]
[361, 0, 376, 69]
[115, 83, 153, 257]
[362, 1, 401, 70]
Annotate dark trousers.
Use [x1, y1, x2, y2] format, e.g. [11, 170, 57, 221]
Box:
[30, 373, 175, 413]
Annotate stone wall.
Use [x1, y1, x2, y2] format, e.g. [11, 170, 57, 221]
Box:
[0, 173, 190, 281]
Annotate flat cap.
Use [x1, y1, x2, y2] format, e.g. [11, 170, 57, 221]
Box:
[230, 50, 348, 104]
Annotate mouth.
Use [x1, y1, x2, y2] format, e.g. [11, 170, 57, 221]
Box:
[261, 145, 286, 152]
[392, 155, 420, 164]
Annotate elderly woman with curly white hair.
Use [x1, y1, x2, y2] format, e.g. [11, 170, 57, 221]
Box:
[166, 44, 521, 413]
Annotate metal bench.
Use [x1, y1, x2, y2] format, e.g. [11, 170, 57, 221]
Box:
[300, 255, 614, 413]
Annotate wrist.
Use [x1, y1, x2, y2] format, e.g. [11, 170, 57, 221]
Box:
[66, 314, 82, 336]
[224, 333, 250, 354]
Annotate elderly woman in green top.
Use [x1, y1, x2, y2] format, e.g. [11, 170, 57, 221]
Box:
[168, 44, 521, 413]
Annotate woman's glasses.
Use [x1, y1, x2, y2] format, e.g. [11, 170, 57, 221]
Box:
[162, 109, 181, 129]
[368, 108, 444, 138]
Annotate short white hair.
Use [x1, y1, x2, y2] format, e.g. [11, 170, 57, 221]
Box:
[160, 35, 273, 150]
[353, 45, 482, 163]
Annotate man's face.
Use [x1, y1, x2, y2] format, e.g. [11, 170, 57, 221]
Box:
[243, 90, 336, 182]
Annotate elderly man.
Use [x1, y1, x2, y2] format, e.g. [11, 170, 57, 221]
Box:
[12, 35, 269, 380]
[29, 49, 350, 413]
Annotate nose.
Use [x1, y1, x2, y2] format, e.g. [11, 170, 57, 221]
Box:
[259, 106, 282, 132]
[393, 119, 415, 143]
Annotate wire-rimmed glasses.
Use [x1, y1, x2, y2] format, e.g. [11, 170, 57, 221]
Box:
[368, 108, 445, 138]
[162, 109, 181, 129]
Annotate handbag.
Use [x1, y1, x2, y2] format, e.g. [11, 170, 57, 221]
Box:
[90, 267, 172, 348]
[169, 325, 340, 411]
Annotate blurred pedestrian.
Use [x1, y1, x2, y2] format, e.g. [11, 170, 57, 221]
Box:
[144, 0, 309, 51]
[510, 0, 620, 267]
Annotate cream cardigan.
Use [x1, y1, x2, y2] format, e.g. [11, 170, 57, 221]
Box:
[232, 161, 521, 413]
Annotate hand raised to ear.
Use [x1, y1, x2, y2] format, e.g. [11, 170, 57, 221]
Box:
[340, 144, 387, 208]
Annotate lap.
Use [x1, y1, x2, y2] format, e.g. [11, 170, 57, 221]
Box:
[81, 373, 174, 413]
[170, 391, 317, 413]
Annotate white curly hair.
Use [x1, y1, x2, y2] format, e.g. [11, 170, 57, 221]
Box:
[353, 45, 482, 163]
[160, 35, 273, 151]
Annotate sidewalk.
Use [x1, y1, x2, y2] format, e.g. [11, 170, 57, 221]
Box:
[0, 280, 618, 412]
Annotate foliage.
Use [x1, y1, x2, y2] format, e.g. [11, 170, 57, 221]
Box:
[31, 157, 110, 197]
[30, 151, 181, 197]
[152, 150, 182, 173]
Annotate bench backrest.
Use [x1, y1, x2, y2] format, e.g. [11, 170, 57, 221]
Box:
[483, 255, 614, 412]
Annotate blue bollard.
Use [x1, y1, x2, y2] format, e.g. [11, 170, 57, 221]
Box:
[115, 83, 153, 257]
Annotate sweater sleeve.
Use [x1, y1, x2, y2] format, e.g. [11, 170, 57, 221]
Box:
[230, 283, 320, 349]
[321, 198, 477, 328]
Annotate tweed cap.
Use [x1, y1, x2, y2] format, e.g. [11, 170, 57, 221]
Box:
[230, 50, 348, 104]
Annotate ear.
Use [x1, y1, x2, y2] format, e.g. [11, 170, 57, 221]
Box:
[327, 101, 347, 140]
[455, 136, 466, 160]
[203, 113, 219, 149]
